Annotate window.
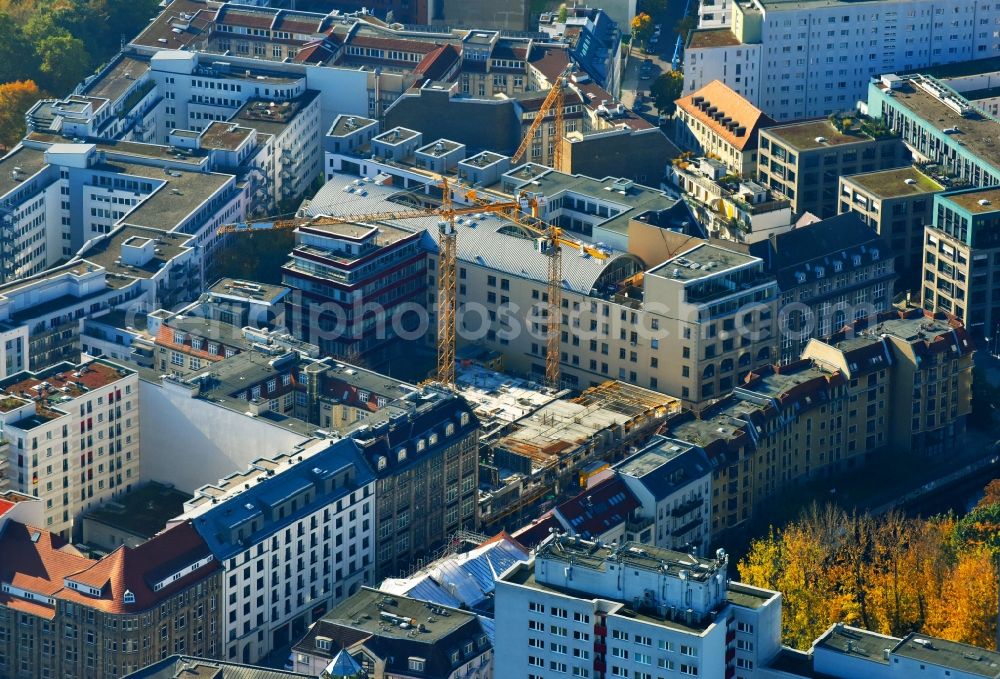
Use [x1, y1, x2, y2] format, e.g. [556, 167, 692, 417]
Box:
[408, 658, 425, 672]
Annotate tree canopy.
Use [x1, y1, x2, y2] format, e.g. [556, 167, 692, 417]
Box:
[0, 80, 41, 148]
[739, 497, 999, 650]
[650, 71, 684, 114]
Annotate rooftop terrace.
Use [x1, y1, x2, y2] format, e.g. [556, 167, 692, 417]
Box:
[764, 119, 875, 151]
[942, 186, 1000, 214]
[843, 166, 944, 199]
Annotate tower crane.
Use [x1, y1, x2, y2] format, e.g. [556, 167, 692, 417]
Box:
[219, 181, 609, 389]
[511, 65, 574, 169]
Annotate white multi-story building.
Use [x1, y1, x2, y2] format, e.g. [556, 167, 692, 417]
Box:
[615, 437, 714, 553]
[0, 359, 139, 540]
[168, 436, 376, 665]
[496, 534, 782, 679]
[683, 0, 1000, 121]
[0, 262, 149, 378]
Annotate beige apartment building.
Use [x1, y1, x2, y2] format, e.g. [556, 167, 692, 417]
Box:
[445, 238, 778, 408]
[0, 359, 139, 539]
[838, 166, 944, 288]
[674, 79, 776, 177]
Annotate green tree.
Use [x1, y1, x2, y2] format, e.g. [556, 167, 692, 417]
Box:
[0, 13, 33, 83]
[557, 4, 568, 23]
[35, 34, 90, 96]
[650, 70, 683, 114]
[0, 80, 41, 149]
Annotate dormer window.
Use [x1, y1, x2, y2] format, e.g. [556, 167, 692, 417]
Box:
[795, 272, 806, 284]
[429, 433, 439, 446]
[123, 589, 135, 604]
[408, 658, 425, 672]
[417, 439, 426, 452]
[397, 448, 407, 462]
[852, 254, 862, 267]
[377, 456, 387, 471]
[833, 260, 843, 273]
[815, 266, 825, 279]
[450, 650, 460, 665]
[191, 338, 203, 351]
[173, 331, 185, 344]
[871, 248, 880, 260]
[445, 423, 455, 437]
[460, 412, 470, 426]
[359, 391, 369, 403]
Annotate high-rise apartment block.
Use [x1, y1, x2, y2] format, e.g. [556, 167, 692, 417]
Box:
[0, 359, 138, 539]
[683, 0, 1000, 121]
[495, 534, 781, 679]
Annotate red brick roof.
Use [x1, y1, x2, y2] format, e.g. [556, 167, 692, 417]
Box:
[0, 521, 216, 617]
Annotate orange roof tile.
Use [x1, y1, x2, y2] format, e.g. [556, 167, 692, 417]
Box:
[0, 521, 217, 616]
[675, 80, 775, 152]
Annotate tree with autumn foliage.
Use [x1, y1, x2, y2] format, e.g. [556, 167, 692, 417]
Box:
[0, 80, 41, 150]
[631, 12, 654, 43]
[739, 497, 999, 651]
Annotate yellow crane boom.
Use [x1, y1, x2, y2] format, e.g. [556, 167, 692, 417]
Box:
[511, 66, 572, 167]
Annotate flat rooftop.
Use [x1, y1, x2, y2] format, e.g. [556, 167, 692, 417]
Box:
[763, 119, 874, 151]
[876, 79, 1000, 174]
[324, 587, 475, 641]
[78, 225, 191, 279]
[893, 633, 1000, 677]
[118, 165, 233, 232]
[208, 278, 288, 305]
[417, 139, 464, 156]
[906, 55, 1000, 81]
[328, 114, 377, 137]
[84, 56, 152, 102]
[942, 186, 1000, 214]
[461, 151, 505, 167]
[615, 438, 697, 478]
[232, 91, 318, 136]
[0, 146, 49, 197]
[843, 166, 944, 199]
[503, 564, 712, 633]
[815, 624, 899, 665]
[687, 27, 740, 49]
[373, 127, 420, 144]
[200, 122, 254, 151]
[651, 243, 757, 281]
[84, 482, 191, 538]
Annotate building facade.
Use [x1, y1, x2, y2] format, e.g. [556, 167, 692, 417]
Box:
[683, 0, 1000, 121]
[757, 118, 910, 219]
[749, 213, 896, 363]
[495, 534, 782, 679]
[838, 165, 945, 289]
[0, 519, 221, 679]
[0, 359, 139, 539]
[170, 437, 377, 665]
[922, 186, 1000, 336]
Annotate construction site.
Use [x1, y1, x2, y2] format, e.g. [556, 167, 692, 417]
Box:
[476, 380, 681, 532]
